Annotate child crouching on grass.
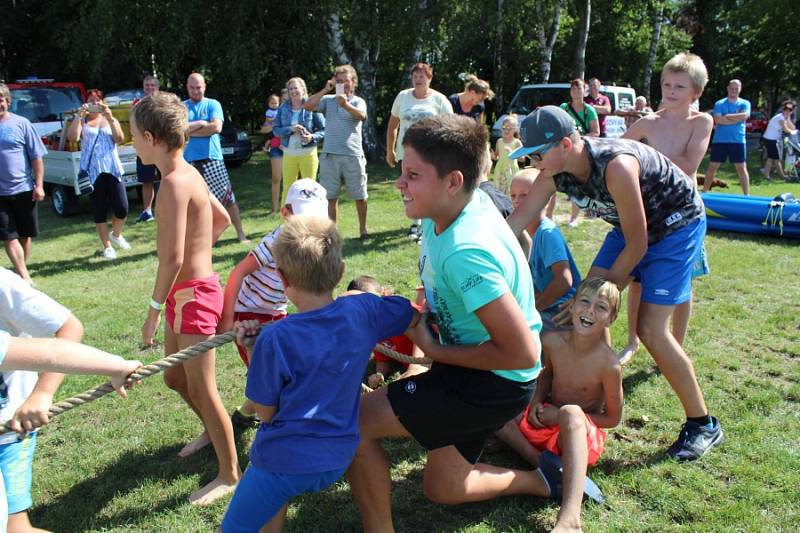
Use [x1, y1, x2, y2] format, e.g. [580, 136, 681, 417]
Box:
[220, 215, 419, 532]
[496, 277, 623, 532]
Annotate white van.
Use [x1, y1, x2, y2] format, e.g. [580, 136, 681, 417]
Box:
[491, 82, 636, 143]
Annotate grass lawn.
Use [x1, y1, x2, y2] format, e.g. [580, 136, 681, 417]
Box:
[7, 149, 799, 532]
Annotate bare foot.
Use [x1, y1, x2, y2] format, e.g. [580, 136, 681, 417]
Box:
[551, 522, 582, 533]
[189, 476, 238, 505]
[617, 340, 639, 366]
[237, 235, 252, 244]
[178, 430, 211, 458]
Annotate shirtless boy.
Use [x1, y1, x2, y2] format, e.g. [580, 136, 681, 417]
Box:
[620, 53, 713, 363]
[498, 277, 623, 533]
[132, 92, 239, 505]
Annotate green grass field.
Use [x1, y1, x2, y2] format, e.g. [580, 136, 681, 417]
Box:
[7, 150, 799, 532]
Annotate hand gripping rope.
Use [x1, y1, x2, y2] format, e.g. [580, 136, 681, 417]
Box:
[0, 328, 432, 434]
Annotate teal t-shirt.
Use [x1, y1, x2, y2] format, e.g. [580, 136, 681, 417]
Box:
[183, 97, 225, 162]
[420, 189, 541, 382]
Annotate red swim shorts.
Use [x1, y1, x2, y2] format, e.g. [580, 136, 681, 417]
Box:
[518, 402, 607, 466]
[232, 311, 286, 366]
[166, 273, 224, 336]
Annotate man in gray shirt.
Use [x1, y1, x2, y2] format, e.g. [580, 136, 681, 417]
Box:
[305, 65, 369, 240]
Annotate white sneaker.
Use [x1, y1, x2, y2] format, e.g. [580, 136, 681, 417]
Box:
[568, 219, 579, 228]
[110, 233, 131, 250]
[103, 247, 117, 260]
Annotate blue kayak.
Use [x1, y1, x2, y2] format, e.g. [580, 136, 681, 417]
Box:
[702, 192, 800, 238]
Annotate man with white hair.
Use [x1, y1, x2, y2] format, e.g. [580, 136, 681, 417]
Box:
[184, 73, 249, 242]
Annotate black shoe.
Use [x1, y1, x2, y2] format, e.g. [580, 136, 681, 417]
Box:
[231, 408, 259, 430]
[667, 416, 724, 461]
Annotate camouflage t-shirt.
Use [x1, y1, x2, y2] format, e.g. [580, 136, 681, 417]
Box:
[553, 137, 704, 243]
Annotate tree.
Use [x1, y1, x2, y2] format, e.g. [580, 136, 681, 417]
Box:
[535, 0, 564, 83]
[641, 2, 665, 102]
[573, 0, 591, 79]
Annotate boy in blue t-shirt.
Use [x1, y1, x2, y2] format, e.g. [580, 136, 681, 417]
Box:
[220, 215, 418, 532]
[509, 169, 581, 332]
[347, 115, 561, 532]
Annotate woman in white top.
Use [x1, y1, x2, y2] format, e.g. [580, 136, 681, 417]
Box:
[385, 63, 453, 241]
[762, 100, 797, 180]
[67, 89, 129, 260]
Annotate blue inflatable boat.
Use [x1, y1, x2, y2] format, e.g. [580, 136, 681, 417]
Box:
[702, 192, 800, 238]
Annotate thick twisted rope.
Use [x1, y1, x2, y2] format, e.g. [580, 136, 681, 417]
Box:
[0, 327, 431, 433]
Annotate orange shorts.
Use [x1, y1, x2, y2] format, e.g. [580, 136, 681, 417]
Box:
[518, 403, 606, 466]
[232, 311, 286, 366]
[165, 274, 223, 336]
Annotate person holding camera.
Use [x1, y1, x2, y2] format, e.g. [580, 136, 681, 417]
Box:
[67, 88, 131, 260]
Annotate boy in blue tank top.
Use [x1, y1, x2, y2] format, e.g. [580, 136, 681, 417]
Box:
[220, 215, 418, 532]
[507, 106, 722, 462]
[347, 115, 575, 533]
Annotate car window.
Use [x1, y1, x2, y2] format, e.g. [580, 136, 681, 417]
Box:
[10, 87, 84, 123]
[508, 87, 570, 115]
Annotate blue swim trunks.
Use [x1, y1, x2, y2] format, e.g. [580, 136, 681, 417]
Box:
[221, 464, 345, 532]
[0, 433, 37, 514]
[593, 217, 706, 306]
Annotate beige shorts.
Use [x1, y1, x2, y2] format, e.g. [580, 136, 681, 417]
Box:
[318, 153, 368, 201]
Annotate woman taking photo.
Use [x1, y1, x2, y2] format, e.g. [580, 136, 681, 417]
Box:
[67, 89, 130, 260]
[449, 74, 494, 124]
[273, 77, 325, 203]
[385, 63, 453, 242]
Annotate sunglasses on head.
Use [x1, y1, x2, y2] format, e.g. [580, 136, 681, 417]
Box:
[785, 106, 795, 111]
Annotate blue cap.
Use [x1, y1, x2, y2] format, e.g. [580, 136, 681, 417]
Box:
[508, 106, 577, 159]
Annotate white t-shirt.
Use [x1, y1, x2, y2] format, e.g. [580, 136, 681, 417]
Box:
[0, 267, 71, 446]
[763, 113, 789, 141]
[390, 88, 453, 161]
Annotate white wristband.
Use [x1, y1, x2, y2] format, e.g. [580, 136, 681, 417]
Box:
[149, 298, 164, 311]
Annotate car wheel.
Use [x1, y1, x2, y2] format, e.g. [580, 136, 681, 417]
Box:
[226, 160, 244, 168]
[51, 185, 80, 217]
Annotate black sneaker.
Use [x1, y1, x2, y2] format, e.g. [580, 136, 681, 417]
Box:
[231, 408, 259, 430]
[667, 416, 724, 461]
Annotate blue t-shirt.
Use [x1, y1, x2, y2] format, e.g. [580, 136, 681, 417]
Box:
[420, 189, 541, 382]
[712, 97, 750, 144]
[0, 114, 47, 196]
[183, 98, 224, 161]
[246, 294, 414, 474]
[530, 218, 582, 313]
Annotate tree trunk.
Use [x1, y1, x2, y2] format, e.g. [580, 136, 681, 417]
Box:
[493, 0, 505, 115]
[574, 0, 591, 80]
[401, 0, 429, 89]
[535, 0, 564, 83]
[641, 3, 664, 102]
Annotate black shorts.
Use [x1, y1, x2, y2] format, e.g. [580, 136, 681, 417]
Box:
[387, 363, 535, 464]
[763, 138, 780, 160]
[136, 157, 161, 183]
[0, 190, 38, 240]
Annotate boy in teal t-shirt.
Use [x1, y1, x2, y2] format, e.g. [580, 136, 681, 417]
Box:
[347, 115, 562, 532]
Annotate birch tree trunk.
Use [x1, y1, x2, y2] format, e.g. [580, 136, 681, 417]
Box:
[641, 3, 664, 102]
[493, 0, 505, 113]
[535, 0, 564, 83]
[401, 0, 430, 89]
[574, 0, 591, 80]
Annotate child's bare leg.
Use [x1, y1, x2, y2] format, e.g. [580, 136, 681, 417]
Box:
[551, 405, 590, 533]
[545, 195, 557, 219]
[495, 415, 541, 466]
[568, 203, 580, 225]
[638, 302, 708, 417]
[270, 158, 282, 213]
[671, 298, 692, 347]
[619, 282, 642, 365]
[239, 398, 258, 417]
[7, 510, 51, 533]
[260, 504, 289, 533]
[177, 333, 240, 505]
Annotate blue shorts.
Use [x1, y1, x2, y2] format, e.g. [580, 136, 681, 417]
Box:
[710, 143, 747, 164]
[691, 242, 710, 279]
[593, 218, 706, 306]
[221, 464, 345, 532]
[136, 157, 160, 183]
[269, 147, 283, 159]
[0, 434, 37, 514]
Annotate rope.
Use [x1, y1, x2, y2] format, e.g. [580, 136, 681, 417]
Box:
[763, 200, 785, 236]
[0, 327, 430, 434]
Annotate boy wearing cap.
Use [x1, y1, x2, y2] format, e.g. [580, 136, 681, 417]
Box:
[219, 178, 329, 428]
[506, 106, 722, 462]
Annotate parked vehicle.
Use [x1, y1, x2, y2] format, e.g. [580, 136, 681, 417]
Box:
[491, 82, 636, 144]
[220, 120, 252, 166]
[8, 79, 139, 217]
[104, 88, 145, 106]
[746, 111, 769, 134]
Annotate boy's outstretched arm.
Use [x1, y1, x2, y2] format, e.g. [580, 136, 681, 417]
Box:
[588, 359, 623, 429]
[219, 255, 260, 332]
[407, 293, 539, 371]
[535, 261, 573, 312]
[210, 194, 231, 244]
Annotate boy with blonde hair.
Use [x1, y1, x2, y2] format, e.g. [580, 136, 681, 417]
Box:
[220, 215, 418, 532]
[132, 92, 239, 506]
[497, 277, 623, 532]
[621, 52, 714, 364]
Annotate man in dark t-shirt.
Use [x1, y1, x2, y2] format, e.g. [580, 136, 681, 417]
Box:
[507, 106, 723, 463]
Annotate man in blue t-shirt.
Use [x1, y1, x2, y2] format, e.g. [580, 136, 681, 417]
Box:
[0, 84, 47, 284]
[703, 79, 751, 194]
[184, 73, 249, 242]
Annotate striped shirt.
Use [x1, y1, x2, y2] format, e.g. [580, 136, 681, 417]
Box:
[234, 227, 288, 315]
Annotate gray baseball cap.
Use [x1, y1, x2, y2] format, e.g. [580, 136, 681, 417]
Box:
[508, 106, 577, 159]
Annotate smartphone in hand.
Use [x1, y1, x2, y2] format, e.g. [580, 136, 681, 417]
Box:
[335, 83, 344, 97]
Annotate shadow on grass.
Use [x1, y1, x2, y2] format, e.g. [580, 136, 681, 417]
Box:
[622, 367, 661, 397]
[27, 249, 157, 279]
